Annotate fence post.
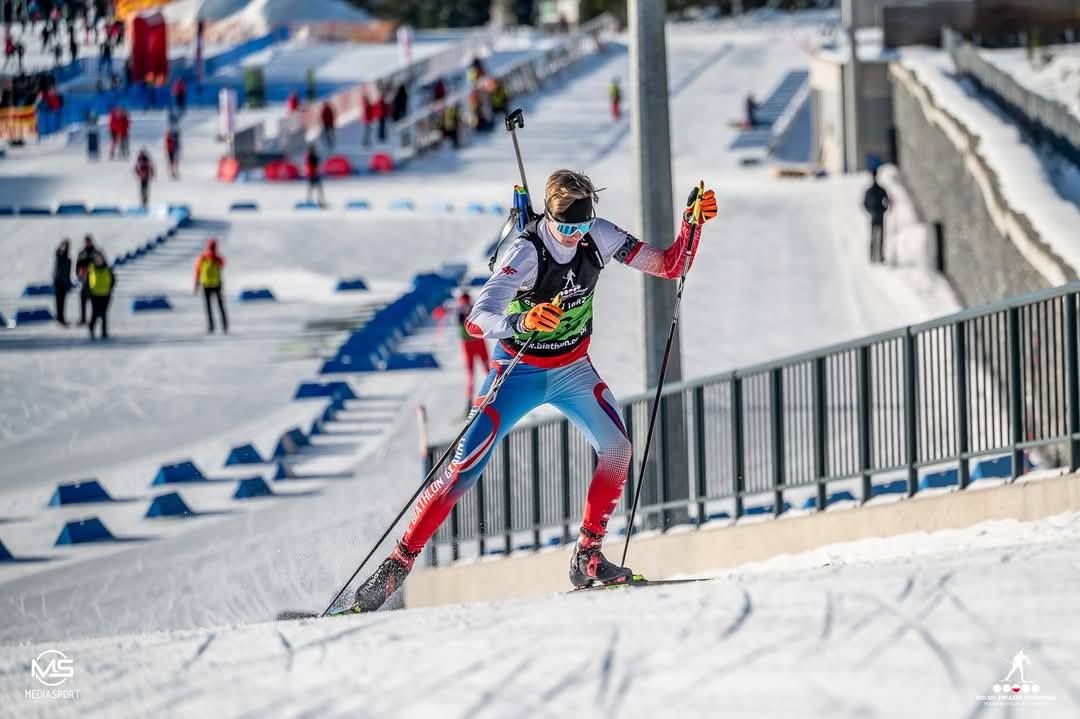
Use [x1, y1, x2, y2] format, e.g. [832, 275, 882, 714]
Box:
[770, 368, 785, 516]
[857, 346, 872, 502]
[813, 357, 828, 510]
[476, 462, 487, 557]
[502, 439, 513, 553]
[623, 405, 635, 533]
[954, 321, 971, 488]
[560, 420, 572, 544]
[450, 504, 460, 562]
[1066, 294, 1080, 472]
[731, 376, 745, 519]
[694, 385, 707, 525]
[1007, 307, 1024, 479]
[904, 329, 919, 496]
[531, 426, 542, 550]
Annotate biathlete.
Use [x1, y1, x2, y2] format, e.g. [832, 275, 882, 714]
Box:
[352, 169, 717, 610]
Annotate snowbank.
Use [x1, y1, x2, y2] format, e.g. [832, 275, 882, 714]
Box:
[164, 0, 371, 36]
[979, 43, 1080, 123]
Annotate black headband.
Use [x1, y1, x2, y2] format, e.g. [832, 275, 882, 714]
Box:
[551, 196, 594, 224]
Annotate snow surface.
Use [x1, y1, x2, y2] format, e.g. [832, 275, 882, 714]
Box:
[163, 0, 372, 34]
[979, 43, 1080, 122]
[900, 49, 1080, 281]
[0, 14, 1029, 718]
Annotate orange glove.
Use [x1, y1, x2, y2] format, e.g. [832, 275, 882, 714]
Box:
[685, 186, 717, 224]
[522, 302, 563, 332]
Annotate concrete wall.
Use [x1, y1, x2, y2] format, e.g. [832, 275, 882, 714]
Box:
[889, 61, 1074, 306]
[811, 54, 895, 174]
[406, 471, 1080, 608]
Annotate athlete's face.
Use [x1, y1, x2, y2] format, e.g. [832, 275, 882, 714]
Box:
[548, 218, 583, 248]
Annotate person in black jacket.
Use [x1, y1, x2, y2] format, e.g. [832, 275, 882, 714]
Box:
[863, 171, 890, 263]
[53, 238, 73, 325]
[75, 234, 97, 324]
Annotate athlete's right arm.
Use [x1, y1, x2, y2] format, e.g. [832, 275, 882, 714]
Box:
[465, 237, 538, 338]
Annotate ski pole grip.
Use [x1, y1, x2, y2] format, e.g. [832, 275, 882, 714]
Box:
[505, 108, 524, 132]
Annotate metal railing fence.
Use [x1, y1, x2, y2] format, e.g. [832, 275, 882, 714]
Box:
[429, 282, 1080, 565]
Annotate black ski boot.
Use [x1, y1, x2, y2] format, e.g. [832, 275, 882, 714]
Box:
[352, 542, 420, 612]
[569, 528, 634, 588]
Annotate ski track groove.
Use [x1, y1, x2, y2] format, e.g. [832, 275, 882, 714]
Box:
[596, 626, 619, 705]
[458, 653, 535, 719]
[718, 588, 753, 640]
[181, 632, 217, 672]
[852, 589, 959, 687]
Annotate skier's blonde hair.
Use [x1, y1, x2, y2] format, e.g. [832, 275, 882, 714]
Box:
[544, 170, 601, 217]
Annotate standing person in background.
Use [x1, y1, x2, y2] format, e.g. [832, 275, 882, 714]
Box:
[75, 234, 97, 325]
[360, 86, 374, 146]
[193, 238, 228, 334]
[86, 252, 114, 340]
[98, 39, 112, 78]
[377, 84, 390, 143]
[319, 101, 335, 149]
[431, 77, 446, 104]
[863, 170, 890, 263]
[52, 238, 73, 326]
[456, 292, 489, 417]
[107, 105, 122, 158]
[134, 148, 154, 208]
[171, 76, 187, 116]
[118, 108, 130, 158]
[609, 77, 621, 121]
[304, 144, 326, 207]
[165, 126, 180, 179]
[744, 93, 758, 128]
[286, 89, 299, 113]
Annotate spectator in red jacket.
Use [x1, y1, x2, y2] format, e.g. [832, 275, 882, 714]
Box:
[286, 89, 300, 113]
[134, 148, 155, 207]
[108, 106, 123, 159]
[361, 88, 375, 147]
[320, 101, 335, 150]
[165, 127, 180, 179]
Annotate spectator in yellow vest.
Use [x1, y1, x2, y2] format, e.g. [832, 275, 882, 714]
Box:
[87, 252, 115, 340]
[193, 238, 228, 334]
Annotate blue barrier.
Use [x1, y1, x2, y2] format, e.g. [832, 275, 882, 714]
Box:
[225, 443, 264, 466]
[22, 284, 52, 297]
[321, 353, 382, 374]
[871, 479, 908, 497]
[321, 402, 339, 423]
[0, 539, 11, 561]
[56, 517, 115, 545]
[295, 381, 356, 400]
[744, 501, 792, 516]
[490, 204, 505, 215]
[229, 201, 260, 212]
[239, 288, 276, 302]
[390, 199, 414, 211]
[49, 480, 113, 507]
[273, 462, 294, 480]
[466, 202, 485, 214]
[971, 456, 1013, 481]
[386, 352, 439, 370]
[125, 206, 148, 217]
[152, 461, 206, 485]
[131, 296, 173, 313]
[469, 275, 490, 287]
[13, 307, 54, 325]
[154, 235, 167, 246]
[294, 200, 321, 210]
[309, 418, 322, 436]
[18, 206, 51, 216]
[0, 311, 6, 327]
[168, 204, 192, 227]
[918, 468, 958, 491]
[0, 206, 14, 215]
[272, 428, 309, 458]
[91, 205, 122, 216]
[440, 263, 468, 281]
[335, 277, 368, 292]
[234, 477, 274, 500]
[146, 492, 195, 518]
[346, 199, 371, 210]
[799, 490, 857, 510]
[56, 202, 88, 215]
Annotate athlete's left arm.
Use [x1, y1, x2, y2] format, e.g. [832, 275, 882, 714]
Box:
[598, 188, 717, 280]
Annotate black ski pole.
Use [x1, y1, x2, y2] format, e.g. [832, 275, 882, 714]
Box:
[620, 182, 705, 568]
[317, 292, 561, 617]
[504, 108, 532, 208]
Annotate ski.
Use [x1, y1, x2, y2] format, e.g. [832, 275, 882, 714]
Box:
[569, 574, 713, 593]
[275, 605, 365, 621]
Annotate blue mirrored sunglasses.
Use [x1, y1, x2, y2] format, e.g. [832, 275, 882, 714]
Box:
[553, 219, 595, 236]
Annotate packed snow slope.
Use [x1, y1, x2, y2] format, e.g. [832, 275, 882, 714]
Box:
[4, 513, 1080, 718]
